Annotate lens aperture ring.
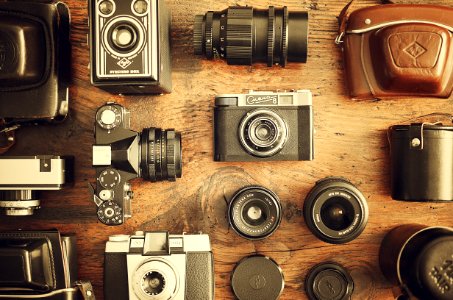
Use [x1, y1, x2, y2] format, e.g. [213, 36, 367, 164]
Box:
[267, 6, 275, 67]
[226, 7, 253, 65]
[280, 7, 289, 67]
[205, 12, 214, 59]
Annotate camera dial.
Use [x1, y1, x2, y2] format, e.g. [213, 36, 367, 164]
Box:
[96, 105, 122, 130]
[239, 109, 288, 157]
[303, 177, 369, 244]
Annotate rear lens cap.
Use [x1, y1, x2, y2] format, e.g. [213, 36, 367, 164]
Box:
[305, 262, 354, 300]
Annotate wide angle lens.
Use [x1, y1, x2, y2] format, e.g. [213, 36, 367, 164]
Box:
[140, 128, 182, 182]
[194, 6, 308, 66]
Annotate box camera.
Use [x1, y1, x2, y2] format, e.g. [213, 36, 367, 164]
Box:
[89, 0, 172, 94]
[90, 103, 181, 225]
[0, 0, 70, 125]
[0, 229, 95, 300]
[104, 231, 214, 300]
[214, 90, 314, 161]
[0, 155, 74, 216]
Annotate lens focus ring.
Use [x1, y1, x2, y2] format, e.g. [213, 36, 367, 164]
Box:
[226, 7, 253, 65]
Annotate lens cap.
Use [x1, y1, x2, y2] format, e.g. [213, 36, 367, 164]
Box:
[305, 263, 354, 300]
[231, 255, 284, 300]
[415, 236, 453, 300]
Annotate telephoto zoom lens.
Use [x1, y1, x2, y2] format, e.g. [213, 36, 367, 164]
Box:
[228, 186, 282, 240]
[303, 177, 369, 244]
[140, 128, 182, 182]
[194, 6, 308, 66]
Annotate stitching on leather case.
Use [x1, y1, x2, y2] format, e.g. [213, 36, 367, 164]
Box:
[360, 34, 376, 97]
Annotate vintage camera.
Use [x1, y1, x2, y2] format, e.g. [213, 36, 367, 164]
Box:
[214, 90, 314, 161]
[0, 155, 74, 216]
[0, 0, 70, 130]
[89, 0, 172, 94]
[104, 231, 214, 300]
[0, 229, 95, 300]
[90, 103, 182, 225]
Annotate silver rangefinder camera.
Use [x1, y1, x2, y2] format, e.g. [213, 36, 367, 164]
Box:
[104, 231, 214, 300]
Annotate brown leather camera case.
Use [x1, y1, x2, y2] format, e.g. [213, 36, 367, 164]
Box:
[338, 1, 453, 99]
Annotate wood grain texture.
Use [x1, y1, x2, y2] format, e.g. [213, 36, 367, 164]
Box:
[1, 0, 453, 299]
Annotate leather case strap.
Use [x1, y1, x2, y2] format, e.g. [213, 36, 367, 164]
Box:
[337, 0, 394, 43]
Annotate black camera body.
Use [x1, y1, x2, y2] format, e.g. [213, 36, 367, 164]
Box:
[0, 229, 94, 300]
[0, 0, 70, 124]
[214, 90, 314, 162]
[104, 231, 214, 300]
[91, 103, 181, 225]
[89, 0, 172, 94]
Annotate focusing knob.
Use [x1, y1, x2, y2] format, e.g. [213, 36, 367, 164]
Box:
[97, 201, 122, 225]
[194, 15, 204, 55]
[166, 130, 177, 180]
[96, 105, 122, 130]
[98, 168, 121, 189]
[226, 7, 253, 65]
[204, 12, 214, 58]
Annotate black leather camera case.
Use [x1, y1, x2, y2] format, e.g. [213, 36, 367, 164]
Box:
[0, 0, 70, 122]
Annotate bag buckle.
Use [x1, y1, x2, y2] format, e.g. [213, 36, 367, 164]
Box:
[335, 32, 344, 45]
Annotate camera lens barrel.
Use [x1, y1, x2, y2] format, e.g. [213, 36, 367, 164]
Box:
[140, 128, 182, 182]
[303, 177, 369, 244]
[228, 186, 282, 240]
[194, 6, 308, 66]
[379, 224, 453, 300]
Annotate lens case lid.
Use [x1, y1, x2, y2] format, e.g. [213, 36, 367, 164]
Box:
[228, 186, 282, 240]
[231, 255, 284, 300]
[305, 262, 354, 300]
[415, 236, 453, 300]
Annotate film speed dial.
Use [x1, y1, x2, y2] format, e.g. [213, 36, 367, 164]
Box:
[96, 104, 122, 130]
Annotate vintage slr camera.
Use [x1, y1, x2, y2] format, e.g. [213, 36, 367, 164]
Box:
[104, 231, 214, 300]
[89, 0, 172, 94]
[214, 90, 313, 161]
[0, 229, 95, 300]
[91, 103, 181, 225]
[0, 0, 70, 133]
[0, 155, 74, 216]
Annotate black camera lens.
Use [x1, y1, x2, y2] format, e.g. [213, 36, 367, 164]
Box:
[303, 177, 369, 244]
[142, 271, 165, 295]
[194, 6, 308, 66]
[111, 23, 138, 51]
[239, 109, 288, 157]
[140, 128, 182, 182]
[228, 186, 282, 240]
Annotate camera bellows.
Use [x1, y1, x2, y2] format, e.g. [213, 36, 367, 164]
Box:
[194, 6, 308, 66]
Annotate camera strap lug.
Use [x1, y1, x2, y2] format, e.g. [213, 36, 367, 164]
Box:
[75, 280, 96, 300]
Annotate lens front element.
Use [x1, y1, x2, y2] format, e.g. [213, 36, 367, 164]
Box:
[229, 186, 282, 240]
[239, 109, 288, 158]
[304, 177, 369, 244]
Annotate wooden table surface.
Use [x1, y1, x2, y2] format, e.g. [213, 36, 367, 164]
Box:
[1, 0, 453, 299]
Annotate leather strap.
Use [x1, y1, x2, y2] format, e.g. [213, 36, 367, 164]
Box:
[337, 0, 394, 44]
